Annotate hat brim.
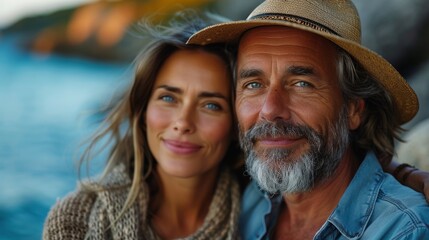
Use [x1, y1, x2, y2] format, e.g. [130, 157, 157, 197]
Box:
[188, 19, 418, 124]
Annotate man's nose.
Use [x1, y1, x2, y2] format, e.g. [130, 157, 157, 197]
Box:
[259, 87, 291, 122]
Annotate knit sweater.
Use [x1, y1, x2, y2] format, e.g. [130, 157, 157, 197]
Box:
[43, 165, 241, 240]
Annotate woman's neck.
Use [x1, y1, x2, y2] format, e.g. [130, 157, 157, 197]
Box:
[148, 166, 220, 239]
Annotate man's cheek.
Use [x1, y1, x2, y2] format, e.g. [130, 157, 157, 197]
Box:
[236, 97, 262, 130]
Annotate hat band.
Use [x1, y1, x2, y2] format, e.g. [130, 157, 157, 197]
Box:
[249, 13, 339, 36]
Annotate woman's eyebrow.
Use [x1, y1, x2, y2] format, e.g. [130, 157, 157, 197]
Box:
[156, 85, 182, 93]
[199, 91, 228, 101]
[157, 85, 228, 101]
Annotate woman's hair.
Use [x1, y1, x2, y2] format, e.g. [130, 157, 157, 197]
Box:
[78, 10, 242, 212]
[336, 48, 403, 163]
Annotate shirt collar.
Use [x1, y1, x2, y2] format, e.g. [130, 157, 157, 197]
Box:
[323, 151, 384, 239]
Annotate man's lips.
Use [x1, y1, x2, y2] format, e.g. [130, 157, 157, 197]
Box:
[163, 139, 202, 154]
[256, 137, 303, 148]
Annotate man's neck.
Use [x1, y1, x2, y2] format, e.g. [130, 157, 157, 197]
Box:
[274, 149, 360, 240]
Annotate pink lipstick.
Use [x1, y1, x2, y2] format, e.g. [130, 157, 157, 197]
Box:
[163, 140, 202, 154]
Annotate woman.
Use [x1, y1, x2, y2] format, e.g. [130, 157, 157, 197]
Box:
[43, 11, 243, 239]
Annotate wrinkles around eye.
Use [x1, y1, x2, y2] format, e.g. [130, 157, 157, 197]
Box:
[245, 82, 263, 89]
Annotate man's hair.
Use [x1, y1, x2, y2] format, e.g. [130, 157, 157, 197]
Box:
[337, 49, 403, 161]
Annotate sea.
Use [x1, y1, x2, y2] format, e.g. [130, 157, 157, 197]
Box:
[0, 34, 131, 239]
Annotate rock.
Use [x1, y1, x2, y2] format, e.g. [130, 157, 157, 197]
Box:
[397, 118, 429, 171]
[352, 0, 429, 76]
[404, 61, 429, 129]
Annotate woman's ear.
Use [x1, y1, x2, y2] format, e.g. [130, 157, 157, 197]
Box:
[347, 99, 365, 130]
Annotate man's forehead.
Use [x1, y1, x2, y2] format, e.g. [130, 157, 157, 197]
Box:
[239, 26, 333, 49]
[237, 26, 338, 63]
[236, 26, 339, 81]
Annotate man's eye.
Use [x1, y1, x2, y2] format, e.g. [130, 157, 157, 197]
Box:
[295, 81, 312, 88]
[245, 82, 262, 89]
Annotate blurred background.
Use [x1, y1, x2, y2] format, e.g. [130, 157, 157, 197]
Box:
[0, 0, 428, 239]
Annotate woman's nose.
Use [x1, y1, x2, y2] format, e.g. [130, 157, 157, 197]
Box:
[173, 107, 195, 134]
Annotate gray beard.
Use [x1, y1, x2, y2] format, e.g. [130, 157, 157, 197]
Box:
[239, 107, 350, 194]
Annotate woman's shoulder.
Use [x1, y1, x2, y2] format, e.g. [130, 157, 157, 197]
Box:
[42, 165, 132, 239]
[43, 188, 97, 240]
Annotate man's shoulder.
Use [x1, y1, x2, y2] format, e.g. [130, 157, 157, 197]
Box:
[366, 173, 429, 238]
[327, 154, 429, 239]
[377, 172, 429, 222]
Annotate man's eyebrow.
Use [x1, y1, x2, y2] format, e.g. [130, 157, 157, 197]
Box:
[239, 66, 314, 79]
[287, 66, 315, 75]
[239, 69, 263, 79]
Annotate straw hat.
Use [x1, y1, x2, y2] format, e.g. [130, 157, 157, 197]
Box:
[188, 0, 418, 124]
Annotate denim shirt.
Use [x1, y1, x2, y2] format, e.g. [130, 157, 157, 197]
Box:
[239, 152, 429, 239]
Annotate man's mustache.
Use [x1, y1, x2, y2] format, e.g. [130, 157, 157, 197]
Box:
[244, 120, 317, 142]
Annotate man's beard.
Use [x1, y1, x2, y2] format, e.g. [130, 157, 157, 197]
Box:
[239, 107, 350, 194]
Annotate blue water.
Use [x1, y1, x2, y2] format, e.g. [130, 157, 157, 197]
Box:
[0, 35, 131, 239]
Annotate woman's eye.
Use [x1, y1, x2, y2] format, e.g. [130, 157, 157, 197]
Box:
[160, 95, 175, 102]
[245, 82, 262, 89]
[205, 103, 222, 111]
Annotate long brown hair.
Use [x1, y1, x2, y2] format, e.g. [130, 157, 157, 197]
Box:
[78, 10, 242, 215]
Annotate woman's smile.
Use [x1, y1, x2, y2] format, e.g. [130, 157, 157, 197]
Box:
[163, 139, 202, 154]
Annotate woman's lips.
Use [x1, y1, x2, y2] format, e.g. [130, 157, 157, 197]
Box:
[163, 139, 202, 154]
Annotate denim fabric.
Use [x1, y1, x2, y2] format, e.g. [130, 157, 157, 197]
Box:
[239, 152, 429, 239]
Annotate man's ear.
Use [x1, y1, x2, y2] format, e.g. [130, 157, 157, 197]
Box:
[347, 99, 365, 130]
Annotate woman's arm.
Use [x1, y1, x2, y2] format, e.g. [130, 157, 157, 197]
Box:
[385, 160, 429, 202]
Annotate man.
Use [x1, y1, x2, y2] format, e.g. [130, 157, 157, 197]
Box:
[189, 0, 429, 239]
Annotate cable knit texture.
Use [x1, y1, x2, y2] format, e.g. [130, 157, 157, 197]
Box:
[43, 164, 241, 240]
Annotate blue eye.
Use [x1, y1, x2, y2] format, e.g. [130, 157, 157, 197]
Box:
[295, 81, 312, 88]
[160, 95, 175, 102]
[246, 82, 262, 89]
[205, 103, 221, 111]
